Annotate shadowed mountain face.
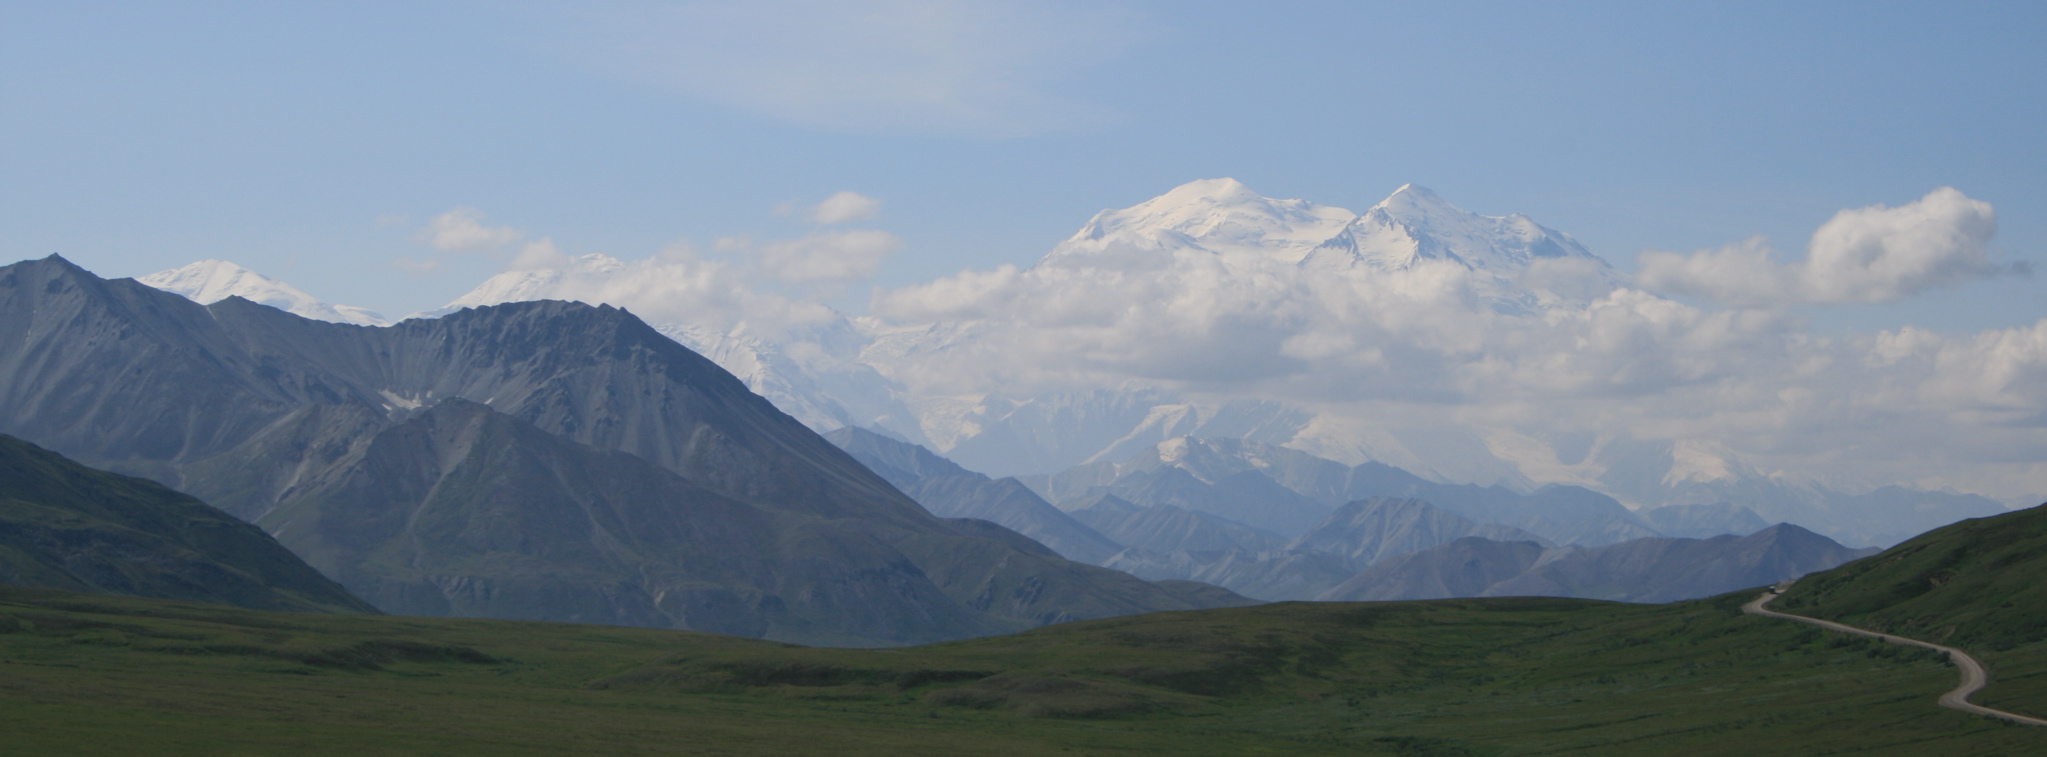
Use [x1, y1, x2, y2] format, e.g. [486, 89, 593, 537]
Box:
[0, 256, 1228, 645]
[0, 434, 374, 614]
[1285, 498, 1550, 570]
[1319, 524, 1877, 603]
[1637, 503, 1771, 540]
[1069, 495, 1285, 556]
[825, 428, 1126, 565]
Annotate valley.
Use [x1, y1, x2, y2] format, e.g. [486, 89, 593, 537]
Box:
[1, 580, 2037, 755]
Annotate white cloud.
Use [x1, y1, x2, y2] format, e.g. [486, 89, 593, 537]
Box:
[509, 238, 569, 270]
[1638, 187, 2002, 306]
[553, 0, 1141, 136]
[416, 208, 523, 252]
[754, 229, 900, 283]
[809, 191, 881, 224]
[447, 247, 843, 340]
[855, 186, 2047, 502]
[1804, 186, 2000, 302]
[427, 185, 2047, 505]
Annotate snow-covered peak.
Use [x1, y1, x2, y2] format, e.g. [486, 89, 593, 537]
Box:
[1316, 184, 1610, 276]
[1372, 183, 1462, 219]
[140, 260, 388, 326]
[1051, 178, 1356, 263]
[428, 253, 626, 316]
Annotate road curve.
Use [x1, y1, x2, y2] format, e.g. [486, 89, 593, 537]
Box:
[1744, 582, 2047, 727]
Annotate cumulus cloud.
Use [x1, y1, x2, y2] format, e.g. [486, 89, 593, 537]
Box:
[853, 184, 2047, 503]
[809, 191, 881, 224]
[1638, 187, 2003, 306]
[427, 184, 2047, 504]
[549, 0, 1140, 136]
[446, 247, 843, 340]
[416, 208, 523, 252]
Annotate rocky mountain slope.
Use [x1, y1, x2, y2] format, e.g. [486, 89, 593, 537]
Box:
[0, 433, 374, 614]
[0, 255, 1231, 645]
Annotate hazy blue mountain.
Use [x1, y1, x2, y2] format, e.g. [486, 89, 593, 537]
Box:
[824, 427, 1126, 565]
[1636, 502, 1771, 539]
[0, 434, 374, 614]
[1588, 439, 2009, 548]
[1100, 546, 1355, 602]
[1318, 524, 1878, 603]
[1284, 498, 1551, 570]
[1032, 437, 1653, 547]
[0, 255, 1234, 644]
[1067, 494, 1286, 556]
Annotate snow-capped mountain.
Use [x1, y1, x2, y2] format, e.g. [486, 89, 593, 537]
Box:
[1047, 177, 1358, 264]
[853, 179, 1620, 480]
[420, 179, 2010, 546]
[427, 180, 1620, 485]
[140, 260, 389, 326]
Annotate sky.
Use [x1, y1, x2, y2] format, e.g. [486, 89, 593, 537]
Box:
[3, 1, 2042, 325]
[5, 1, 2046, 502]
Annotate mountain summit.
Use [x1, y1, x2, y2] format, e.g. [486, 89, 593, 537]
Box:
[141, 259, 389, 326]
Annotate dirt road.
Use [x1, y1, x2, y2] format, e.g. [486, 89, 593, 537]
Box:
[1744, 583, 2047, 727]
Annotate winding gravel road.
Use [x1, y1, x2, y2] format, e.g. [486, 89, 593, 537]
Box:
[1744, 582, 2047, 727]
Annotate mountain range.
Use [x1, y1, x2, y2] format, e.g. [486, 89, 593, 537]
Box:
[0, 255, 1243, 645]
[167, 179, 1997, 549]
[823, 429, 1871, 603]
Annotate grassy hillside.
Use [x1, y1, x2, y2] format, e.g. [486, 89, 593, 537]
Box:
[0, 435, 375, 614]
[1776, 502, 2047, 715]
[2, 583, 2038, 755]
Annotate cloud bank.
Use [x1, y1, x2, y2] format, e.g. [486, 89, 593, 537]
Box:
[429, 183, 2045, 503]
[1638, 188, 2005, 306]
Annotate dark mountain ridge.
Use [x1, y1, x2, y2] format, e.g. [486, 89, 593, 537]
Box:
[0, 255, 1227, 644]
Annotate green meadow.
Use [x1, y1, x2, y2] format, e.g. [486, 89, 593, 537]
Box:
[3, 583, 2040, 756]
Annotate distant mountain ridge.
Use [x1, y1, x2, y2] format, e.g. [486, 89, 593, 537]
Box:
[1030, 436, 1654, 548]
[0, 255, 1235, 645]
[1319, 524, 1878, 603]
[824, 429, 1875, 603]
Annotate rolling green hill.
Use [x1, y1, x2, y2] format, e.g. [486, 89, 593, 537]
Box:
[1775, 502, 2047, 715]
[0, 434, 374, 614]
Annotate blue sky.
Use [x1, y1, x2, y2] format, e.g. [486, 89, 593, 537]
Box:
[3, 0, 2043, 328]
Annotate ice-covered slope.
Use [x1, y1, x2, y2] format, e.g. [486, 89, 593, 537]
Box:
[1046, 177, 1357, 264]
[141, 260, 388, 326]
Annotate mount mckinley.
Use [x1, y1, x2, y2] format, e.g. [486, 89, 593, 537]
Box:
[145, 180, 2007, 549]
